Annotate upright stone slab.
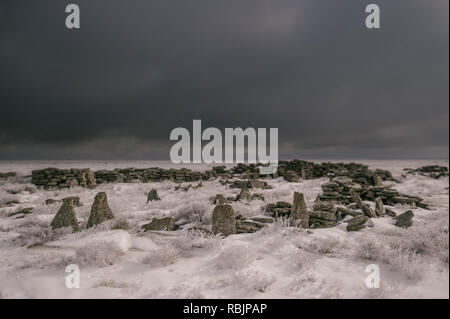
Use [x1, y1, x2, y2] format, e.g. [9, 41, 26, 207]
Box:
[147, 189, 161, 203]
[375, 197, 384, 216]
[290, 192, 309, 228]
[51, 198, 79, 231]
[87, 192, 115, 228]
[212, 204, 236, 237]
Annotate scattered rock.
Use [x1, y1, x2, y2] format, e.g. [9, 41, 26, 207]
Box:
[86, 192, 115, 228]
[8, 207, 33, 217]
[266, 202, 292, 217]
[45, 199, 60, 205]
[394, 210, 414, 228]
[236, 219, 266, 233]
[142, 217, 175, 231]
[385, 208, 397, 217]
[212, 205, 236, 237]
[147, 189, 161, 203]
[51, 199, 79, 231]
[309, 210, 336, 221]
[346, 215, 369, 232]
[312, 201, 335, 212]
[290, 192, 309, 228]
[249, 216, 274, 224]
[404, 165, 449, 179]
[336, 206, 361, 217]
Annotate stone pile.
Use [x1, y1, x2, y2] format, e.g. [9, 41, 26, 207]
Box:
[318, 176, 428, 209]
[31, 168, 96, 189]
[309, 201, 337, 229]
[404, 165, 449, 179]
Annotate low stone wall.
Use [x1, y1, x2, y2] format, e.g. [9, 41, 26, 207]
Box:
[30, 160, 401, 189]
[31, 168, 96, 189]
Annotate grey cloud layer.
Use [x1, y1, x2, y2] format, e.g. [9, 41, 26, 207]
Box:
[0, 0, 448, 159]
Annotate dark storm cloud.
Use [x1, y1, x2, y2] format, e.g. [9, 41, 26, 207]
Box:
[0, 0, 448, 159]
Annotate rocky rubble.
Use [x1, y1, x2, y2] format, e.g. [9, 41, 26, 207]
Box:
[403, 165, 449, 179]
[142, 217, 175, 231]
[318, 176, 428, 209]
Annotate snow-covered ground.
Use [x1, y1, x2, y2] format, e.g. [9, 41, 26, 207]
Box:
[0, 160, 448, 299]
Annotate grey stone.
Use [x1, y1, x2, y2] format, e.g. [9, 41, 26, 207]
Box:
[237, 187, 252, 202]
[250, 216, 274, 223]
[312, 201, 335, 212]
[309, 210, 336, 221]
[51, 199, 79, 231]
[350, 189, 376, 218]
[395, 210, 414, 228]
[87, 192, 115, 228]
[8, 207, 33, 217]
[142, 217, 175, 231]
[385, 208, 397, 217]
[290, 192, 309, 228]
[375, 197, 384, 216]
[336, 206, 361, 217]
[212, 205, 236, 237]
[147, 189, 161, 203]
[373, 173, 384, 187]
[346, 215, 369, 232]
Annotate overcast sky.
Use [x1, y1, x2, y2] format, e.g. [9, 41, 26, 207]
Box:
[0, 0, 448, 160]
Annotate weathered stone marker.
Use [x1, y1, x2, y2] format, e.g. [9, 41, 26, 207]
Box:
[51, 197, 79, 231]
[375, 197, 384, 216]
[212, 204, 236, 236]
[147, 189, 161, 203]
[290, 192, 309, 228]
[87, 192, 115, 228]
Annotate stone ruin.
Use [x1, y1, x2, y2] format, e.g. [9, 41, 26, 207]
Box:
[318, 175, 429, 209]
[403, 165, 449, 179]
[29, 160, 406, 190]
[31, 168, 96, 189]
